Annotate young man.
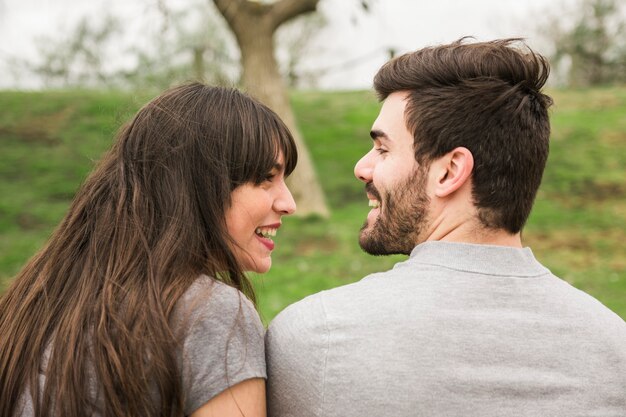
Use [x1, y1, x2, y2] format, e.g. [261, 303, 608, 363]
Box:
[265, 39, 626, 417]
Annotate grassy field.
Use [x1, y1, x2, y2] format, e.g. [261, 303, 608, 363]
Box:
[0, 87, 625, 323]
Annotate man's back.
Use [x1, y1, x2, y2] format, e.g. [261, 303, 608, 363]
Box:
[266, 242, 626, 417]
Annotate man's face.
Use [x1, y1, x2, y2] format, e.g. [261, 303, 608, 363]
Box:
[354, 91, 431, 255]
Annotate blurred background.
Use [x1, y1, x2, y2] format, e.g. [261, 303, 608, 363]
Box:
[1, 0, 625, 322]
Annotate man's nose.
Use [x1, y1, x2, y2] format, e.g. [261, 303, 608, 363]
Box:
[354, 150, 375, 183]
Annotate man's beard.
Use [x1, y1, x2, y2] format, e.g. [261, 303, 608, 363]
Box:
[359, 167, 430, 256]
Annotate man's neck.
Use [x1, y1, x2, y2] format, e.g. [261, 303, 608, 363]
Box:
[424, 215, 523, 248]
[436, 229, 522, 247]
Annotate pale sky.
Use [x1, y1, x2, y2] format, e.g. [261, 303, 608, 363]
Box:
[0, 0, 577, 90]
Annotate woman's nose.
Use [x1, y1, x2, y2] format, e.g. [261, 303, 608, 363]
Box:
[274, 181, 296, 215]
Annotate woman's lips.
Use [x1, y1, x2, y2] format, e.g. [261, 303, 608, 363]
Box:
[256, 234, 275, 250]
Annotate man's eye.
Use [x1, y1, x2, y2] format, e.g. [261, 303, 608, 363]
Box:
[375, 148, 388, 155]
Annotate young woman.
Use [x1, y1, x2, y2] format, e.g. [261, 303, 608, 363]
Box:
[0, 83, 297, 417]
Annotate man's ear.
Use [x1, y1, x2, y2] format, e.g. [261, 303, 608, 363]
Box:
[433, 147, 474, 198]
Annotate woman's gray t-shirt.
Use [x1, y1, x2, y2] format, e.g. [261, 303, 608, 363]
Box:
[18, 275, 266, 416]
[177, 276, 266, 415]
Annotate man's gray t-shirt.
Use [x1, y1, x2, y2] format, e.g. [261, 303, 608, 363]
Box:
[266, 241, 626, 417]
[18, 275, 266, 416]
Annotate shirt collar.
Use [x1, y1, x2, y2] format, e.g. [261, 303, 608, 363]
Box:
[405, 241, 550, 277]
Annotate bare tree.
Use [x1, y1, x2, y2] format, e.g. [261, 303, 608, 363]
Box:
[124, 1, 238, 89]
[540, 0, 626, 86]
[31, 14, 122, 88]
[212, 0, 330, 217]
[20, 2, 238, 91]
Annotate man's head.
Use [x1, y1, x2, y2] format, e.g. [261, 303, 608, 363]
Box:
[355, 38, 553, 255]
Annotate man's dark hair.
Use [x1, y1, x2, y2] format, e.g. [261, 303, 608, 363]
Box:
[373, 38, 553, 233]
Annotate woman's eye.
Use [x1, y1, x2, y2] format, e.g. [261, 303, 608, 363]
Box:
[375, 148, 388, 155]
[254, 172, 277, 186]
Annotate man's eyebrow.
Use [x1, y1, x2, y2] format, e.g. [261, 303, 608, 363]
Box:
[370, 129, 390, 141]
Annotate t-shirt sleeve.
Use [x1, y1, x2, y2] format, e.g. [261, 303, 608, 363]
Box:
[176, 277, 266, 415]
[265, 293, 329, 417]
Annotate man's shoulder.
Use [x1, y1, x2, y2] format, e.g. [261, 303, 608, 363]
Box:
[271, 270, 393, 327]
[268, 284, 334, 333]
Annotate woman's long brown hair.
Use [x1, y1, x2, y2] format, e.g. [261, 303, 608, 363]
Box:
[0, 83, 297, 416]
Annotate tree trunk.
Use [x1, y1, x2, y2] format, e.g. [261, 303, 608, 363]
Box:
[213, 0, 329, 217]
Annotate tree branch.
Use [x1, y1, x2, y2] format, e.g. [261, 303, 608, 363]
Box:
[212, 0, 246, 27]
[269, 0, 320, 30]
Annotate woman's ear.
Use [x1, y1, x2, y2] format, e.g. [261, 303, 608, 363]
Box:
[433, 147, 474, 198]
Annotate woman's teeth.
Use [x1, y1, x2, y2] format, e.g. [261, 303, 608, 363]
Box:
[369, 200, 380, 209]
[255, 227, 277, 238]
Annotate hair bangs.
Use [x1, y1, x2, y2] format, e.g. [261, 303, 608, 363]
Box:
[271, 110, 298, 177]
[230, 98, 298, 187]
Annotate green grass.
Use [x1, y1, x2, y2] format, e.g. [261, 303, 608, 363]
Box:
[1, 87, 625, 323]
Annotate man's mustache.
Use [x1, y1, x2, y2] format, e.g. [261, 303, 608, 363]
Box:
[365, 182, 382, 202]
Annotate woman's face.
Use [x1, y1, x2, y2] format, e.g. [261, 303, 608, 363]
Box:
[225, 153, 296, 273]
